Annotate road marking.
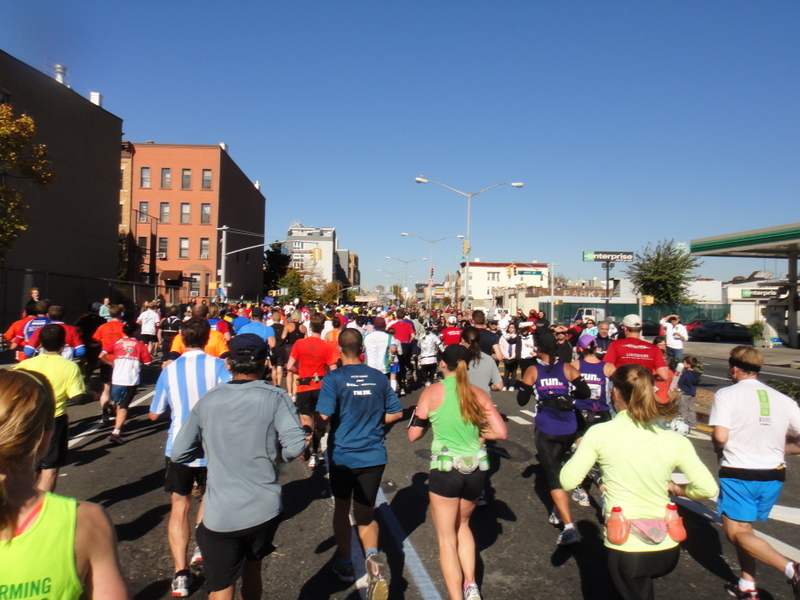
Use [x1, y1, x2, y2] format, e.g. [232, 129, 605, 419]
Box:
[687, 430, 711, 440]
[520, 410, 537, 419]
[508, 416, 533, 425]
[375, 487, 443, 600]
[703, 374, 729, 381]
[68, 390, 154, 449]
[763, 371, 800, 380]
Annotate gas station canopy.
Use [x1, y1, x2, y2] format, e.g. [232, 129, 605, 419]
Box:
[691, 222, 799, 348]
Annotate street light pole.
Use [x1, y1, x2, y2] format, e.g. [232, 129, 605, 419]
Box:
[415, 178, 524, 310]
[400, 232, 464, 308]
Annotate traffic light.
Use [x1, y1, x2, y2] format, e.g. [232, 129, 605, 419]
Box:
[430, 267, 434, 278]
[311, 247, 322, 260]
[512, 265, 518, 276]
[462, 239, 469, 254]
[506, 266, 512, 277]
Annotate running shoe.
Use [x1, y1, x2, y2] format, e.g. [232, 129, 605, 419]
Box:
[190, 545, 203, 567]
[476, 490, 487, 507]
[463, 582, 482, 600]
[789, 562, 800, 599]
[571, 487, 590, 507]
[171, 570, 192, 597]
[308, 454, 317, 468]
[108, 433, 124, 445]
[548, 507, 562, 526]
[557, 527, 581, 546]
[725, 581, 759, 599]
[365, 552, 389, 600]
[332, 558, 355, 583]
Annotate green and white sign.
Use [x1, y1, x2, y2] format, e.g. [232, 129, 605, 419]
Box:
[582, 251, 634, 262]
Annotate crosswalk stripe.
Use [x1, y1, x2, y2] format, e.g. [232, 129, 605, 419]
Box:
[508, 416, 533, 425]
[520, 410, 537, 419]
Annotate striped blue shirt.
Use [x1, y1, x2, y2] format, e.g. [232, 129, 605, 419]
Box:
[151, 350, 231, 466]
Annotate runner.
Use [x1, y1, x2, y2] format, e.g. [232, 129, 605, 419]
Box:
[408, 344, 507, 600]
[363, 317, 398, 384]
[561, 364, 718, 600]
[13, 324, 85, 493]
[24, 305, 85, 361]
[316, 329, 403, 598]
[92, 304, 126, 420]
[171, 333, 307, 600]
[99, 322, 152, 445]
[440, 315, 463, 347]
[136, 301, 160, 356]
[286, 313, 338, 469]
[0, 369, 128, 599]
[516, 330, 591, 545]
[149, 318, 231, 597]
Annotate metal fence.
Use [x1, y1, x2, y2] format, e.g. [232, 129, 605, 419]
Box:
[538, 301, 732, 327]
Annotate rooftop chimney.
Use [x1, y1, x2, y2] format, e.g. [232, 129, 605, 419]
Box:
[54, 64, 69, 87]
[220, 142, 228, 152]
[89, 92, 103, 107]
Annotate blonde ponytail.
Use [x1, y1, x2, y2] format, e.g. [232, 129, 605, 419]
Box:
[611, 364, 677, 424]
[455, 361, 487, 429]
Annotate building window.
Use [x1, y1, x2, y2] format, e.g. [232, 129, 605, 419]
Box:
[138, 236, 147, 256]
[200, 203, 212, 225]
[293, 261, 303, 270]
[293, 241, 303, 249]
[181, 169, 192, 190]
[161, 168, 171, 189]
[159, 202, 170, 223]
[180, 203, 191, 224]
[120, 169, 124, 190]
[119, 203, 124, 226]
[179, 238, 189, 259]
[0, 91, 9, 104]
[202, 169, 212, 190]
[138, 202, 149, 223]
[190, 273, 200, 294]
[200, 238, 210, 259]
[140, 167, 151, 188]
[158, 237, 168, 258]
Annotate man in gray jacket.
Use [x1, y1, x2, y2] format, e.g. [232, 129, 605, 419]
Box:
[172, 333, 307, 600]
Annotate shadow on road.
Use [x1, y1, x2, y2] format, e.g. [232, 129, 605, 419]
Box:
[86, 468, 165, 508]
[116, 503, 171, 542]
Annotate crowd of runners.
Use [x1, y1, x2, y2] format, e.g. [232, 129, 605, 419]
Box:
[2, 291, 800, 600]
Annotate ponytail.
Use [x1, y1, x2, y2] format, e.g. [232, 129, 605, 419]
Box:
[611, 364, 677, 424]
[455, 361, 487, 429]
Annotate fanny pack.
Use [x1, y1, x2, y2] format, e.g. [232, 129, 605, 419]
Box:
[609, 518, 687, 545]
[538, 395, 575, 411]
[298, 374, 324, 386]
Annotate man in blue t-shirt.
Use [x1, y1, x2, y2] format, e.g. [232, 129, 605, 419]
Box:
[236, 307, 276, 350]
[316, 328, 403, 598]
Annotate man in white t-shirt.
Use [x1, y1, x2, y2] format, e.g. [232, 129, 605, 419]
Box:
[710, 345, 800, 599]
[363, 317, 397, 376]
[137, 301, 161, 356]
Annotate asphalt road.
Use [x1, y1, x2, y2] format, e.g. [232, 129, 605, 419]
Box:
[54, 354, 800, 600]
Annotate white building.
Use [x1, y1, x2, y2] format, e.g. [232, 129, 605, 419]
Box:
[455, 261, 549, 308]
[286, 222, 353, 286]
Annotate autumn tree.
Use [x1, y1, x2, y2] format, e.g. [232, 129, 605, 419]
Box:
[625, 239, 702, 304]
[0, 105, 53, 261]
[320, 281, 342, 305]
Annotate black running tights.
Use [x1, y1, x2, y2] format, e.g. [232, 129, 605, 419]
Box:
[607, 546, 680, 600]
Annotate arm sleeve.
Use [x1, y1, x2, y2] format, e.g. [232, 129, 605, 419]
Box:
[676, 436, 719, 500]
[516, 381, 533, 407]
[560, 431, 600, 490]
[171, 408, 203, 463]
[276, 392, 307, 462]
[571, 376, 591, 399]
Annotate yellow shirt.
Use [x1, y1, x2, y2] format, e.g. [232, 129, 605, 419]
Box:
[560, 410, 718, 552]
[16, 354, 84, 418]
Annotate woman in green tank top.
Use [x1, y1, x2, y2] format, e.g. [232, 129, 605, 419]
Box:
[0, 370, 129, 599]
[408, 344, 507, 600]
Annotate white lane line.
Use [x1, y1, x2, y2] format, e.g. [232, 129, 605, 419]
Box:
[687, 430, 711, 441]
[508, 416, 533, 425]
[520, 410, 537, 419]
[703, 375, 729, 381]
[68, 390, 154, 449]
[375, 487, 443, 600]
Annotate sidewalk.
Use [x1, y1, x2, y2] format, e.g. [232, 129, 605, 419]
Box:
[682, 340, 800, 369]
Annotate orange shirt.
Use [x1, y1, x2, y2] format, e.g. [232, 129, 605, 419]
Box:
[169, 329, 228, 358]
[92, 320, 125, 358]
[290, 336, 337, 392]
[4, 316, 34, 361]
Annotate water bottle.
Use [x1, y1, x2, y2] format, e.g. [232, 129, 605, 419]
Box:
[665, 502, 686, 542]
[438, 446, 453, 472]
[478, 446, 490, 471]
[606, 506, 630, 545]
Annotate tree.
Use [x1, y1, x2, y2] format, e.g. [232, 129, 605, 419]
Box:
[276, 269, 313, 305]
[0, 105, 53, 261]
[320, 281, 342, 305]
[625, 239, 702, 304]
[263, 241, 291, 295]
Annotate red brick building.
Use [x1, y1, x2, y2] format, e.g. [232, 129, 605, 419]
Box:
[121, 142, 265, 303]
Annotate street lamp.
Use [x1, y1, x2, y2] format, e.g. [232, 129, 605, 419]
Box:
[385, 256, 427, 305]
[400, 232, 464, 308]
[415, 177, 524, 309]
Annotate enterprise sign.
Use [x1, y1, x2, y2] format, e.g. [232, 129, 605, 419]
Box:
[582, 251, 634, 262]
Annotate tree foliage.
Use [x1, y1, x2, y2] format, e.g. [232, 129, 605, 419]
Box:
[0, 105, 53, 260]
[320, 281, 342, 305]
[263, 242, 291, 294]
[625, 239, 702, 304]
[276, 269, 313, 305]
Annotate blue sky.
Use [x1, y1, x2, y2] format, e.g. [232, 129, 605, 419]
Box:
[3, 1, 798, 290]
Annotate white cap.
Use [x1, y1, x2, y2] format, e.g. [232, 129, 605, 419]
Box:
[622, 314, 642, 328]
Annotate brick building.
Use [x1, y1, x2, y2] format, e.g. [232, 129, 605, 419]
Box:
[121, 142, 265, 303]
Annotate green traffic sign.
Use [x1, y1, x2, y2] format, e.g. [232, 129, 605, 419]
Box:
[517, 270, 542, 275]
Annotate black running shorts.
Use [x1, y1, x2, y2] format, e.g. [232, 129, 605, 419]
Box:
[329, 463, 385, 507]
[197, 515, 282, 592]
[164, 456, 207, 496]
[39, 414, 69, 470]
[428, 468, 485, 501]
[534, 430, 576, 491]
[295, 389, 321, 417]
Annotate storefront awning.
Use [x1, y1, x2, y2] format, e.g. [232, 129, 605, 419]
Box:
[160, 270, 183, 281]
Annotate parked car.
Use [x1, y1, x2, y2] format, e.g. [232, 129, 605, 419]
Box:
[642, 319, 661, 336]
[688, 321, 752, 343]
